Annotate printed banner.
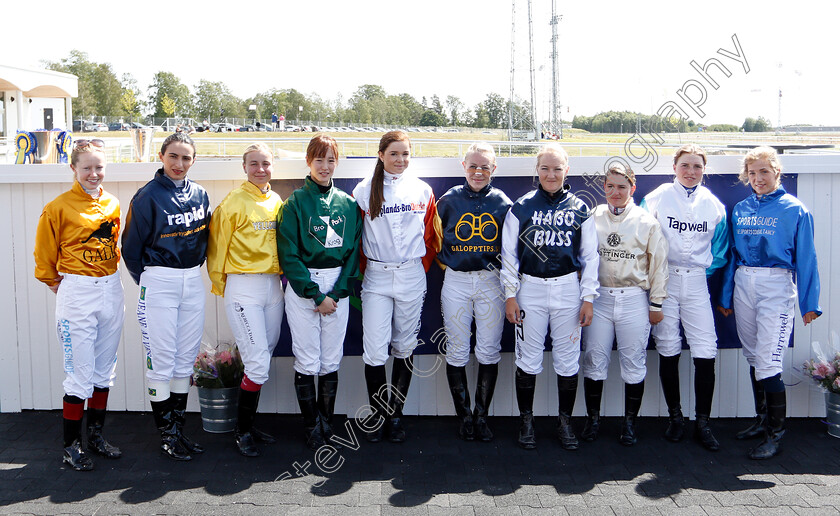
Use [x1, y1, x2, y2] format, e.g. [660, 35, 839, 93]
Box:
[268, 172, 797, 357]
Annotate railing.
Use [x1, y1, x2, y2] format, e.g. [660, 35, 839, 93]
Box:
[3, 133, 838, 165]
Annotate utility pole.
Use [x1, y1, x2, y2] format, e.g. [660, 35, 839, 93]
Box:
[549, 0, 563, 139]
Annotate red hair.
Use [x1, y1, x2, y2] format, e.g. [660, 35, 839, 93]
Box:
[306, 133, 339, 166]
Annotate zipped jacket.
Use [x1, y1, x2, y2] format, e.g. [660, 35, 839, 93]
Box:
[592, 201, 669, 308]
[121, 169, 211, 284]
[277, 176, 362, 305]
[34, 181, 120, 284]
[207, 181, 283, 296]
[640, 178, 729, 274]
[352, 170, 438, 271]
[500, 184, 599, 300]
[434, 182, 512, 272]
[719, 186, 821, 316]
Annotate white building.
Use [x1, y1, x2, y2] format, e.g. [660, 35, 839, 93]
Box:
[0, 64, 78, 139]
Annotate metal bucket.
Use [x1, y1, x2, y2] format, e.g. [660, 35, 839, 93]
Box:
[197, 386, 238, 433]
[826, 392, 840, 439]
[129, 128, 155, 162]
[30, 131, 59, 163]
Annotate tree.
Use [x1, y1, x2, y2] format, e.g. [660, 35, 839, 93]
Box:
[119, 74, 142, 118]
[483, 93, 507, 128]
[148, 72, 191, 118]
[160, 94, 176, 118]
[193, 80, 244, 120]
[44, 50, 123, 117]
[430, 95, 444, 116]
[446, 95, 465, 126]
[419, 109, 447, 127]
[472, 103, 490, 128]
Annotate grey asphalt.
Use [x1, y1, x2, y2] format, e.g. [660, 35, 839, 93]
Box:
[2, 411, 840, 515]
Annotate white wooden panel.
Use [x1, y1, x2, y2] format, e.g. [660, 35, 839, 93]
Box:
[717, 348, 739, 417]
[0, 185, 21, 412]
[3, 157, 840, 417]
[492, 353, 515, 416]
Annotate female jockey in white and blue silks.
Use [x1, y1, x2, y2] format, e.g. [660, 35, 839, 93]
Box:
[640, 144, 730, 451]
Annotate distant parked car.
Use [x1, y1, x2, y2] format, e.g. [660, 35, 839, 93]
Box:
[215, 123, 240, 132]
[83, 122, 108, 132]
[108, 122, 131, 131]
[241, 124, 257, 132]
[130, 122, 150, 129]
[284, 125, 300, 132]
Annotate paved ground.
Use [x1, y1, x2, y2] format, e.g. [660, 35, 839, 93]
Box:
[1, 411, 840, 515]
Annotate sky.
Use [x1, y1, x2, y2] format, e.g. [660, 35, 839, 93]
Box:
[5, 0, 839, 126]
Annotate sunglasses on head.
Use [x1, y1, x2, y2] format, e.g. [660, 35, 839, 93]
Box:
[74, 139, 105, 149]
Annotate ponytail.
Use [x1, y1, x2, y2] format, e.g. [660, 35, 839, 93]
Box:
[369, 160, 385, 219]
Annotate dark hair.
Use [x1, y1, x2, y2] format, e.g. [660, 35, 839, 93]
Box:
[306, 133, 339, 166]
[160, 132, 196, 157]
[369, 130, 411, 219]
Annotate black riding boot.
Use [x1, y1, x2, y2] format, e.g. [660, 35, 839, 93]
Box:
[295, 373, 324, 450]
[659, 354, 685, 442]
[749, 388, 786, 460]
[86, 387, 121, 459]
[446, 364, 474, 440]
[693, 358, 720, 451]
[581, 377, 603, 442]
[235, 387, 261, 457]
[556, 374, 579, 450]
[364, 364, 388, 442]
[388, 358, 413, 443]
[150, 397, 191, 461]
[170, 392, 204, 454]
[737, 366, 767, 440]
[318, 371, 339, 446]
[473, 363, 499, 442]
[515, 368, 537, 449]
[620, 380, 644, 446]
[63, 395, 93, 471]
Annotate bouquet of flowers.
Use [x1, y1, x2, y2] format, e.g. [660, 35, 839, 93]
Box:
[803, 332, 840, 394]
[193, 341, 244, 388]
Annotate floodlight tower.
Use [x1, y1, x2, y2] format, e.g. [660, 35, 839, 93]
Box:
[508, 0, 539, 141]
[549, 1, 563, 139]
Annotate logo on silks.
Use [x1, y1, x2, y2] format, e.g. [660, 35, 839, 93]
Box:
[15, 131, 35, 164]
[83, 221, 117, 244]
[607, 232, 621, 247]
[309, 215, 345, 249]
[455, 213, 498, 242]
[81, 220, 118, 263]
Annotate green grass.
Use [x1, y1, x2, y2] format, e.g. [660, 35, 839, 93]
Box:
[92, 128, 839, 159]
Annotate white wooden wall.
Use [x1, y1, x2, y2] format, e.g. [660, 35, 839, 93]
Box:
[0, 154, 837, 418]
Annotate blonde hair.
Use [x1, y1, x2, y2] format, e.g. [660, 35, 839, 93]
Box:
[739, 146, 782, 188]
[242, 142, 273, 163]
[463, 141, 496, 165]
[536, 143, 569, 167]
[673, 144, 707, 167]
[70, 143, 105, 167]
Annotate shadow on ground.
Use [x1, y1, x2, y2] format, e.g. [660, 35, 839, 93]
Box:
[1, 411, 838, 509]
